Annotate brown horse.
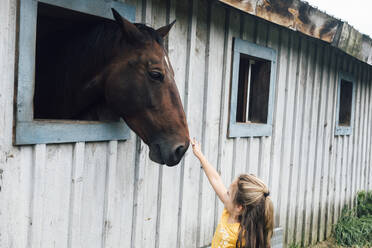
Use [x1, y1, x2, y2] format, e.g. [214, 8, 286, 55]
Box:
[34, 8, 189, 166]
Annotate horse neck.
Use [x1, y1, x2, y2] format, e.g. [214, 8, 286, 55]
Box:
[77, 21, 123, 82]
[64, 21, 123, 117]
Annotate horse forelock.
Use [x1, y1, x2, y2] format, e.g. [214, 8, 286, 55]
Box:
[134, 23, 164, 47]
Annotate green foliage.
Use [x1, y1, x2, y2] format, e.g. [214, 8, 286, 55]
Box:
[356, 190, 372, 218]
[288, 243, 301, 248]
[332, 191, 372, 247]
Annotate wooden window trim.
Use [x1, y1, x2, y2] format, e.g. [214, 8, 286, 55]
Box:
[335, 72, 355, 136]
[15, 0, 135, 145]
[228, 38, 277, 138]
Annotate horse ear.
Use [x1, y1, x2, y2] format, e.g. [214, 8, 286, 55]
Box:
[111, 8, 143, 43]
[156, 20, 176, 38]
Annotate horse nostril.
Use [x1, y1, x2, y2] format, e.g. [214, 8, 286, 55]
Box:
[174, 144, 187, 160]
[165, 142, 189, 166]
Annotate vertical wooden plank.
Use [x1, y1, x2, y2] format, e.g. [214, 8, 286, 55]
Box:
[309, 43, 327, 245]
[270, 27, 289, 227]
[40, 144, 73, 248]
[278, 31, 299, 244]
[355, 62, 364, 192]
[325, 50, 339, 239]
[331, 53, 344, 230]
[286, 35, 307, 244]
[233, 138, 247, 177]
[156, 0, 184, 247]
[332, 53, 346, 227]
[365, 67, 372, 191]
[293, 36, 312, 243]
[132, 147, 160, 248]
[266, 21, 281, 227]
[319, 47, 336, 241]
[248, 138, 260, 176]
[264, 19, 279, 186]
[80, 143, 108, 248]
[178, 0, 207, 246]
[299, 40, 317, 247]
[349, 61, 358, 208]
[102, 141, 118, 248]
[0, 146, 33, 248]
[116, 138, 137, 248]
[334, 136, 342, 221]
[330, 56, 341, 228]
[352, 62, 363, 202]
[131, 0, 163, 246]
[68, 142, 85, 248]
[259, 136, 271, 183]
[360, 63, 369, 192]
[155, 0, 183, 247]
[196, 1, 225, 247]
[304, 42, 322, 246]
[314, 44, 331, 243]
[153, 1, 191, 247]
[0, 0, 16, 146]
[192, 0, 209, 245]
[152, 1, 168, 247]
[0, 1, 32, 248]
[199, 2, 228, 245]
[214, 5, 235, 224]
[29, 144, 47, 248]
[339, 132, 347, 215]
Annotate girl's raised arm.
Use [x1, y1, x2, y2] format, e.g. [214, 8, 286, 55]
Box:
[190, 138, 229, 205]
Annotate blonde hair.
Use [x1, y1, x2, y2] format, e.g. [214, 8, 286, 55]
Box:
[234, 174, 274, 248]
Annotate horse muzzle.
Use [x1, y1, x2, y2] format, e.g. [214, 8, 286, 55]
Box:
[149, 139, 189, 166]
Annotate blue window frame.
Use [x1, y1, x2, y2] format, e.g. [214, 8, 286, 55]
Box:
[15, 0, 135, 145]
[228, 38, 277, 138]
[335, 72, 355, 136]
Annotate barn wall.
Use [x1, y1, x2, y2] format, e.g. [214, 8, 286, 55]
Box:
[0, 0, 371, 248]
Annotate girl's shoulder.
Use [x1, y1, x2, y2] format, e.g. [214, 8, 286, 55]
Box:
[221, 208, 240, 226]
[221, 208, 229, 220]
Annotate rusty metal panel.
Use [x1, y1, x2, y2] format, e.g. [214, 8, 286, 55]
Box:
[219, 0, 341, 43]
[218, 0, 372, 66]
[333, 22, 372, 66]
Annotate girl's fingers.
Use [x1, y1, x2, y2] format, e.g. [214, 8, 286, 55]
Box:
[189, 137, 201, 149]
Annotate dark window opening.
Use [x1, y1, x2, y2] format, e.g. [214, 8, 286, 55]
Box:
[338, 79, 353, 126]
[33, 2, 118, 121]
[236, 54, 271, 124]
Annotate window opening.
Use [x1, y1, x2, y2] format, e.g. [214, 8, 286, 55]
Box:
[34, 2, 118, 121]
[338, 79, 353, 126]
[236, 55, 271, 124]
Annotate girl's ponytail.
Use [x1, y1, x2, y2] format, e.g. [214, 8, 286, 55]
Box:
[264, 192, 274, 247]
[234, 174, 274, 248]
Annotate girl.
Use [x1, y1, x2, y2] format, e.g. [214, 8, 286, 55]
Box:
[190, 138, 274, 248]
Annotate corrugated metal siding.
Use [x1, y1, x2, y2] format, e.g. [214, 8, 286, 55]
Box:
[0, 0, 371, 247]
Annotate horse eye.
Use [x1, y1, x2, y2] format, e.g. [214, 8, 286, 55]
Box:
[148, 71, 164, 82]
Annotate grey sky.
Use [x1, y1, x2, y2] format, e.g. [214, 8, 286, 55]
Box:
[306, 0, 372, 37]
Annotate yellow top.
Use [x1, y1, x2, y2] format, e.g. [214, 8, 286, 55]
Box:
[211, 208, 241, 248]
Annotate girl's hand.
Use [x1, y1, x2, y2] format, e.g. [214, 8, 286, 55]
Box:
[190, 138, 203, 159]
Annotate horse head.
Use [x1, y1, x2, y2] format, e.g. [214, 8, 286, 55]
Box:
[87, 9, 189, 166]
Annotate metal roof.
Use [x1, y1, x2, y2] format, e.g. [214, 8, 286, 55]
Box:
[219, 0, 372, 66]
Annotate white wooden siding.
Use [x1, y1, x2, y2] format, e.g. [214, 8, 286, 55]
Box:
[1, 0, 372, 247]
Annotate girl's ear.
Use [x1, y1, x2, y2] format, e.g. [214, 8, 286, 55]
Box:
[236, 204, 244, 214]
